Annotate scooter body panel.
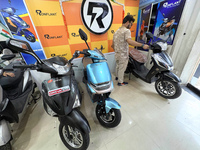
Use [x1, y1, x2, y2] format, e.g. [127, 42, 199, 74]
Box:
[86, 61, 111, 84]
[0, 98, 19, 123]
[0, 120, 11, 146]
[162, 71, 181, 82]
[10, 15, 29, 30]
[42, 75, 81, 116]
[104, 97, 121, 113]
[59, 108, 90, 134]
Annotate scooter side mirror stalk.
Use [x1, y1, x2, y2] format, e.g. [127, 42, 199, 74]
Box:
[79, 28, 90, 50]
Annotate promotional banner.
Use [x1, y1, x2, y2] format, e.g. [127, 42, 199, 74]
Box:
[139, 0, 164, 8]
[24, 0, 140, 58]
[137, 4, 152, 43]
[0, 0, 46, 64]
[0, 13, 12, 41]
[153, 0, 186, 45]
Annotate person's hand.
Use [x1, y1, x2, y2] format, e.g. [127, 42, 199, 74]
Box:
[143, 44, 149, 49]
[3, 72, 15, 77]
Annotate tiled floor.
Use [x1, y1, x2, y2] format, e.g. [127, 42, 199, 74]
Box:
[12, 74, 200, 150]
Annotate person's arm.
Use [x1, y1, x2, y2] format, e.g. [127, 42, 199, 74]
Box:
[126, 38, 149, 49]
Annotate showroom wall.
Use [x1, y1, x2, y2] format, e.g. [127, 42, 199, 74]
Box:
[168, 0, 200, 84]
[24, 0, 140, 60]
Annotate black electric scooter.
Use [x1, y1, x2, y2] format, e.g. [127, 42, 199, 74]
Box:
[126, 32, 182, 99]
[0, 49, 39, 150]
[0, 38, 91, 150]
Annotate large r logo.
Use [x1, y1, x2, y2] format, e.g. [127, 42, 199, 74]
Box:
[81, 0, 113, 35]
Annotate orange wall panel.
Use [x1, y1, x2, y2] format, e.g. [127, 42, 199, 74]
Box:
[63, 2, 82, 25]
[130, 23, 137, 38]
[112, 5, 123, 24]
[125, 0, 140, 7]
[108, 40, 114, 53]
[90, 32, 108, 42]
[70, 43, 92, 58]
[36, 26, 69, 47]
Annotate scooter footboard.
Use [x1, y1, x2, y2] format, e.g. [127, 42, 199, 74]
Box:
[105, 98, 121, 113]
[59, 108, 90, 134]
[0, 120, 11, 146]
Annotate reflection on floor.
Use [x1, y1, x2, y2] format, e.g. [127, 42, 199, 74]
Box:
[12, 75, 200, 150]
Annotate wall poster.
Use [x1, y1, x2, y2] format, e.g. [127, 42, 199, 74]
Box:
[0, 0, 46, 64]
[153, 0, 186, 45]
[137, 4, 152, 44]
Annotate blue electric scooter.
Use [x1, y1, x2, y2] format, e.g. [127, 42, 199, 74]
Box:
[74, 29, 121, 128]
[1, 7, 36, 42]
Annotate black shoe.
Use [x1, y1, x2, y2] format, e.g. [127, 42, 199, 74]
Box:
[115, 77, 118, 80]
[123, 82, 128, 85]
[118, 82, 128, 86]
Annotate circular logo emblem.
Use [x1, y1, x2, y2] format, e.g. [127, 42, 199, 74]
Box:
[81, 0, 113, 35]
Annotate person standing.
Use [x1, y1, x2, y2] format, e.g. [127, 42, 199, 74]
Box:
[112, 15, 149, 86]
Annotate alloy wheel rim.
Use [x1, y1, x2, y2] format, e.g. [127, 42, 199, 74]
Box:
[99, 107, 116, 124]
[27, 36, 33, 41]
[62, 125, 83, 148]
[157, 81, 176, 97]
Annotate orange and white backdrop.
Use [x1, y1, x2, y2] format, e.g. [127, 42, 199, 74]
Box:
[24, 0, 140, 60]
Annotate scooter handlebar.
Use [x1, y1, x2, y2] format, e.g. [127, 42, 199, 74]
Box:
[13, 64, 37, 70]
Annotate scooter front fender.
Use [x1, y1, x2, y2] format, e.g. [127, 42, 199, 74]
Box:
[0, 120, 11, 146]
[163, 71, 181, 82]
[59, 108, 90, 134]
[105, 98, 121, 113]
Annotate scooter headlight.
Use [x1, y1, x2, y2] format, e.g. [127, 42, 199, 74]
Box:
[152, 54, 173, 70]
[72, 94, 81, 108]
[53, 63, 70, 75]
[156, 42, 168, 51]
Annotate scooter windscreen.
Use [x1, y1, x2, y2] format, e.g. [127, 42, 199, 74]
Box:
[87, 49, 105, 60]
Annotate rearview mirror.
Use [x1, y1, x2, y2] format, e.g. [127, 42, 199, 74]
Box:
[7, 38, 43, 63]
[79, 29, 88, 41]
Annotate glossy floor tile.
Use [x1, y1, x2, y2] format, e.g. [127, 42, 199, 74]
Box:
[12, 75, 200, 150]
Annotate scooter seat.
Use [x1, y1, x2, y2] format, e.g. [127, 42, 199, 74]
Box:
[129, 48, 147, 63]
[0, 61, 24, 89]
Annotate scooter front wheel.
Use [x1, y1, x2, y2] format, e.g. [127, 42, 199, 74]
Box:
[0, 142, 12, 150]
[96, 104, 121, 128]
[155, 79, 182, 99]
[59, 123, 90, 150]
[23, 29, 36, 42]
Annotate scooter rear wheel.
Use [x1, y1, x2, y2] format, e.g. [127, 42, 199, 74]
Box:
[59, 123, 89, 150]
[0, 142, 12, 150]
[96, 104, 121, 128]
[155, 79, 182, 99]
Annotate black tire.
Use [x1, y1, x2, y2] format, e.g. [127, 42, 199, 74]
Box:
[155, 78, 182, 99]
[0, 142, 12, 150]
[24, 29, 36, 42]
[96, 104, 121, 128]
[59, 123, 90, 150]
[25, 35, 36, 42]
